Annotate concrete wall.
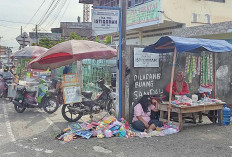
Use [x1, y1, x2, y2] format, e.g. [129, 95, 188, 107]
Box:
[172, 21, 232, 38]
[215, 52, 232, 104]
[162, 0, 232, 27]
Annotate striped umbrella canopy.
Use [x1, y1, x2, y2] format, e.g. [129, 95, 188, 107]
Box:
[11, 46, 48, 59]
[29, 40, 117, 70]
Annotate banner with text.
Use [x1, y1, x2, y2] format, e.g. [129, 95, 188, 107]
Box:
[92, 9, 120, 35]
[127, 0, 161, 30]
[134, 48, 159, 67]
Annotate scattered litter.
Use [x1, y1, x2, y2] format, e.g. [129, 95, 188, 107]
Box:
[93, 146, 112, 154]
[56, 116, 179, 143]
[45, 149, 54, 154]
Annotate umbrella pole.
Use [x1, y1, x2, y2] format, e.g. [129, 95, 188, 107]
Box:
[213, 53, 216, 98]
[20, 59, 22, 79]
[168, 47, 177, 122]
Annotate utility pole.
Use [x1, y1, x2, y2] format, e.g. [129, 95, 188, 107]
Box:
[120, 0, 127, 118]
[22, 34, 26, 48]
[35, 25, 38, 45]
[19, 26, 22, 50]
[6, 47, 12, 65]
[0, 36, 2, 65]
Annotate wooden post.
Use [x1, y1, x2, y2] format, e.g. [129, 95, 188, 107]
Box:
[213, 53, 216, 98]
[168, 48, 177, 122]
[120, 0, 127, 118]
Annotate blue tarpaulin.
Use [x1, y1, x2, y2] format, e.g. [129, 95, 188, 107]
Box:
[143, 36, 232, 53]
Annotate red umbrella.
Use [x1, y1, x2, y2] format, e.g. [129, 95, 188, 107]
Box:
[11, 46, 48, 59]
[29, 40, 117, 70]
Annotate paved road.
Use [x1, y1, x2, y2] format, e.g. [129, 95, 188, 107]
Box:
[0, 98, 232, 157]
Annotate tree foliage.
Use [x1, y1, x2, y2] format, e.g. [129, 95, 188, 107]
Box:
[68, 32, 82, 40]
[38, 33, 82, 49]
[38, 32, 111, 48]
[104, 35, 111, 44]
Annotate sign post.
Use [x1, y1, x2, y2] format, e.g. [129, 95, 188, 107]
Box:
[93, 5, 122, 119]
[92, 9, 120, 35]
[16, 32, 31, 48]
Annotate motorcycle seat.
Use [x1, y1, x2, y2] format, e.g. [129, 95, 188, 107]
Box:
[48, 89, 56, 94]
[82, 91, 92, 99]
[26, 91, 37, 97]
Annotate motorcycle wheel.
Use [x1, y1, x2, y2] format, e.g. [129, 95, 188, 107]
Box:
[14, 104, 26, 113]
[0, 90, 7, 98]
[107, 100, 115, 115]
[9, 97, 13, 102]
[43, 97, 59, 114]
[61, 104, 83, 122]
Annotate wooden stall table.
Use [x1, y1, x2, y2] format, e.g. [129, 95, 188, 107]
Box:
[158, 102, 224, 131]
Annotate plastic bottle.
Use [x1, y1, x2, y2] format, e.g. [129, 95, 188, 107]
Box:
[218, 104, 231, 125]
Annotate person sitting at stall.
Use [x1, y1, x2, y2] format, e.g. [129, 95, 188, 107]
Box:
[165, 71, 190, 98]
[132, 95, 162, 132]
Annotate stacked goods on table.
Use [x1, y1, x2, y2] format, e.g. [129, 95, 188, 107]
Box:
[170, 95, 226, 107]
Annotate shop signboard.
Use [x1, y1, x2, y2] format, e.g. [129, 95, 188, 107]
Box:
[62, 81, 82, 104]
[64, 73, 77, 82]
[127, 0, 161, 30]
[134, 48, 159, 67]
[92, 9, 119, 35]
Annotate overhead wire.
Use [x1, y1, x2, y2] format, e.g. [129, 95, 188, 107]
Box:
[44, 0, 67, 28]
[37, 0, 57, 26]
[40, 0, 62, 26]
[23, 0, 46, 30]
[38, 0, 62, 26]
[0, 25, 19, 30]
[0, 19, 34, 25]
[56, 0, 72, 27]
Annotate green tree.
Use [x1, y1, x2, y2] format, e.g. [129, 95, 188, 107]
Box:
[39, 37, 54, 48]
[95, 36, 100, 43]
[68, 32, 82, 40]
[38, 32, 88, 49]
[104, 35, 111, 44]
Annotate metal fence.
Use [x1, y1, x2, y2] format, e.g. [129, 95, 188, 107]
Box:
[82, 58, 116, 97]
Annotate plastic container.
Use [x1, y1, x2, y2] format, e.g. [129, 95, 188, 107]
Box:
[192, 94, 198, 103]
[218, 104, 231, 125]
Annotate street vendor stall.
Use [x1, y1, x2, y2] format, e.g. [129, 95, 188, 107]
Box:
[143, 36, 232, 130]
[28, 40, 117, 122]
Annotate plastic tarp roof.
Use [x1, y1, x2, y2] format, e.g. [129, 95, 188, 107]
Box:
[143, 36, 232, 53]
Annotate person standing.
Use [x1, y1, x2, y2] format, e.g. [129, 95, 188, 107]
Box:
[63, 65, 71, 75]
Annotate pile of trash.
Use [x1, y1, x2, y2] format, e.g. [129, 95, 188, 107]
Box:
[56, 116, 179, 143]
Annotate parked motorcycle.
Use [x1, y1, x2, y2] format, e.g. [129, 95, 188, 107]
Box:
[61, 78, 116, 122]
[12, 79, 59, 114]
[0, 74, 14, 101]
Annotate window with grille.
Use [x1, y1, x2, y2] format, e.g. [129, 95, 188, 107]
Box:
[135, 0, 144, 6]
[205, 14, 211, 23]
[205, 0, 225, 2]
[192, 13, 197, 22]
